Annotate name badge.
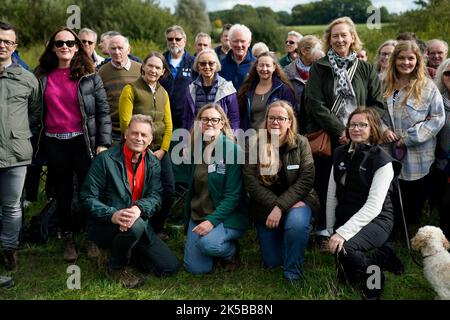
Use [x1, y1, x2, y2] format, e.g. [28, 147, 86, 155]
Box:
[287, 165, 300, 170]
[208, 164, 216, 173]
[216, 163, 226, 174]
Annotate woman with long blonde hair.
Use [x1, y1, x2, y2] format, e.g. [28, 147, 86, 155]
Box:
[382, 40, 445, 227]
[243, 100, 319, 282]
[183, 103, 249, 274]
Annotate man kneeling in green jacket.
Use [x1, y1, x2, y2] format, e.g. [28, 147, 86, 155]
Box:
[80, 114, 180, 288]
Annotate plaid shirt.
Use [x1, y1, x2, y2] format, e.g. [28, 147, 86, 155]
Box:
[382, 79, 445, 181]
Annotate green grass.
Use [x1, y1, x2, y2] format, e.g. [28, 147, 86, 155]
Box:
[0, 196, 437, 300]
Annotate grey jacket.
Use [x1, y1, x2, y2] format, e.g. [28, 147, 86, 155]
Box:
[0, 64, 41, 168]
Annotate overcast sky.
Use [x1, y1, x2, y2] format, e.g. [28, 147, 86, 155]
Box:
[160, 0, 418, 14]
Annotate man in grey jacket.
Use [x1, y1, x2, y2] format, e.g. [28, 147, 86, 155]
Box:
[0, 21, 40, 270]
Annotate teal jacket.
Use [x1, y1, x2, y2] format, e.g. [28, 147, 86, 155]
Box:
[304, 57, 384, 139]
[184, 134, 250, 230]
[80, 144, 162, 225]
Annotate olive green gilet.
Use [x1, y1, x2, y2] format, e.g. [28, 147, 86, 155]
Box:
[130, 77, 168, 150]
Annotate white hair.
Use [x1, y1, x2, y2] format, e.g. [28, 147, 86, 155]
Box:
[252, 42, 269, 57]
[287, 30, 303, 42]
[228, 24, 252, 43]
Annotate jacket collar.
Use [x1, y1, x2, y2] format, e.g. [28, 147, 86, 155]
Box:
[225, 49, 255, 65]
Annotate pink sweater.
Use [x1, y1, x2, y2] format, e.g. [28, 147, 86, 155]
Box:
[45, 68, 83, 134]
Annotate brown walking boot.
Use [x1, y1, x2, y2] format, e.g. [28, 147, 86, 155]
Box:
[2, 249, 17, 271]
[63, 234, 78, 262]
[107, 267, 145, 289]
[86, 240, 100, 259]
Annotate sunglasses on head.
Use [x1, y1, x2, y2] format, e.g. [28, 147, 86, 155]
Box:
[81, 40, 94, 45]
[167, 37, 183, 42]
[443, 70, 450, 77]
[54, 40, 77, 48]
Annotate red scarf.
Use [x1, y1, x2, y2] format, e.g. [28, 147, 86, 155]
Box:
[296, 65, 309, 81]
[123, 144, 146, 203]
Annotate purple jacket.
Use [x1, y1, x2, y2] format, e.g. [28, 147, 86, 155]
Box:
[183, 74, 240, 130]
[240, 75, 296, 130]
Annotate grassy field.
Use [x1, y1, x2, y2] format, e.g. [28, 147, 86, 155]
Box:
[0, 189, 437, 300]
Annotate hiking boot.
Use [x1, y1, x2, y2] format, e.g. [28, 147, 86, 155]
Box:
[86, 241, 100, 259]
[97, 248, 110, 270]
[2, 249, 17, 271]
[221, 244, 241, 272]
[378, 244, 405, 275]
[107, 267, 145, 289]
[0, 275, 14, 288]
[157, 231, 170, 241]
[63, 235, 78, 262]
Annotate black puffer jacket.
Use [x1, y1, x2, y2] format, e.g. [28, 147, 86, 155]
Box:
[37, 72, 112, 158]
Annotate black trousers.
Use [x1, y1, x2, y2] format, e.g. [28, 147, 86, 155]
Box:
[398, 175, 429, 227]
[149, 153, 176, 233]
[44, 135, 91, 234]
[339, 220, 392, 295]
[89, 218, 180, 276]
[313, 155, 333, 231]
[430, 167, 450, 237]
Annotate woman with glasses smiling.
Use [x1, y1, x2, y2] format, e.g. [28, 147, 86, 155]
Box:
[243, 100, 319, 283]
[183, 49, 239, 131]
[34, 27, 111, 262]
[183, 103, 250, 274]
[326, 107, 403, 300]
[374, 39, 397, 80]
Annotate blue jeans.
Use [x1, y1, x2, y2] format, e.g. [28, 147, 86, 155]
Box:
[0, 166, 27, 249]
[184, 219, 243, 274]
[256, 206, 311, 280]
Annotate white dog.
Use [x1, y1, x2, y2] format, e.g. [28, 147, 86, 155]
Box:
[411, 226, 450, 300]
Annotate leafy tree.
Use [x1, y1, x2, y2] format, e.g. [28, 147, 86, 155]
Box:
[276, 11, 292, 26]
[175, 0, 211, 34]
[291, 0, 379, 25]
[0, 0, 176, 48]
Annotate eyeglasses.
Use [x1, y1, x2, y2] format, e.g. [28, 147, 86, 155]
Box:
[380, 52, 391, 57]
[443, 70, 450, 77]
[348, 122, 369, 130]
[81, 40, 94, 45]
[167, 37, 183, 42]
[267, 116, 289, 123]
[285, 40, 296, 45]
[200, 117, 221, 125]
[54, 40, 77, 48]
[0, 39, 16, 48]
[198, 61, 216, 67]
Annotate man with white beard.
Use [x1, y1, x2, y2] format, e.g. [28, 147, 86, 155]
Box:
[160, 25, 195, 130]
[159, 25, 195, 240]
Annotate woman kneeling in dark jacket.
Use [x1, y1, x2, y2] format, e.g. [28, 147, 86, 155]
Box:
[326, 107, 403, 300]
[243, 100, 319, 282]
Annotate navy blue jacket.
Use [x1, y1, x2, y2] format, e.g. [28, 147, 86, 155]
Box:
[160, 50, 195, 129]
[219, 50, 255, 91]
[240, 75, 296, 130]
